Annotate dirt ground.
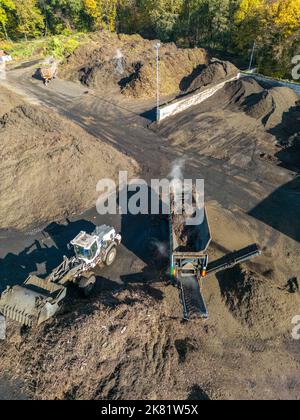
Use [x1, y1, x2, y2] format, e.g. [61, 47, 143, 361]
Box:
[0, 89, 138, 230]
[0, 85, 23, 115]
[60, 31, 208, 99]
[0, 40, 300, 400]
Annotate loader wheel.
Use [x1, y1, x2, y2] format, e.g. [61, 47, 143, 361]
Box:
[105, 247, 117, 266]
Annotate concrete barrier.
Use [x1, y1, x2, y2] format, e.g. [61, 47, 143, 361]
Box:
[157, 71, 300, 122]
[158, 74, 240, 121]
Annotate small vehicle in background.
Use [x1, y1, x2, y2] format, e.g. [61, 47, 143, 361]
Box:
[39, 57, 58, 86]
[0, 50, 12, 63]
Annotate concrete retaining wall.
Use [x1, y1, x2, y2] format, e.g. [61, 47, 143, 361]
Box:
[157, 72, 300, 122]
[158, 74, 240, 121]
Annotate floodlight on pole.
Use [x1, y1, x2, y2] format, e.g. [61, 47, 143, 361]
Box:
[154, 42, 161, 122]
[248, 41, 256, 71]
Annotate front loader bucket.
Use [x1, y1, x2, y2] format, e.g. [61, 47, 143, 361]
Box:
[0, 276, 67, 327]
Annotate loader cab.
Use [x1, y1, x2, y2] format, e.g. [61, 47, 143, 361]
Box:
[73, 242, 98, 261]
[71, 232, 100, 263]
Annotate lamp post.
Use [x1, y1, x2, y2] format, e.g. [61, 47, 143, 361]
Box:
[154, 42, 161, 122]
[248, 41, 256, 72]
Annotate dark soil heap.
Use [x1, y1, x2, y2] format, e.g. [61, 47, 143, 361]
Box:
[0, 86, 23, 115]
[224, 78, 300, 129]
[182, 60, 239, 93]
[0, 288, 175, 400]
[218, 265, 300, 337]
[0, 101, 138, 230]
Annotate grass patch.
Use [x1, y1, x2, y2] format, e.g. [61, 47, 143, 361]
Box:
[0, 33, 89, 62]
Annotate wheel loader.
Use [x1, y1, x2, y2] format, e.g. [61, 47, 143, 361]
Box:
[0, 225, 121, 327]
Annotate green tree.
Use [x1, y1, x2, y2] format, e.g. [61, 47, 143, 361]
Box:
[145, 0, 183, 41]
[0, 0, 15, 39]
[174, 0, 234, 48]
[42, 0, 86, 34]
[15, 0, 45, 39]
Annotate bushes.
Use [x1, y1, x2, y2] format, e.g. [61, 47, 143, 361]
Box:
[0, 39, 13, 52]
[0, 33, 87, 61]
[45, 34, 86, 59]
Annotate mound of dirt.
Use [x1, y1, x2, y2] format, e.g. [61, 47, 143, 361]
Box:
[60, 31, 208, 98]
[218, 265, 300, 337]
[223, 77, 263, 105]
[224, 78, 300, 129]
[0, 86, 23, 115]
[182, 60, 239, 93]
[279, 107, 300, 169]
[0, 287, 175, 400]
[156, 75, 300, 173]
[2, 251, 300, 400]
[281, 103, 300, 138]
[0, 102, 138, 230]
[244, 86, 299, 129]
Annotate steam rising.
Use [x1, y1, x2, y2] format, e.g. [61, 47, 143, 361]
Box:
[151, 239, 168, 257]
[114, 49, 125, 75]
[169, 157, 185, 181]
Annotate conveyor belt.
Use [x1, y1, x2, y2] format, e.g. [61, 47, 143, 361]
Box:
[207, 244, 261, 276]
[178, 274, 208, 320]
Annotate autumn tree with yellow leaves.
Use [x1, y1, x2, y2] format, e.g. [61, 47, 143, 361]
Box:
[234, 0, 300, 77]
[83, 0, 117, 31]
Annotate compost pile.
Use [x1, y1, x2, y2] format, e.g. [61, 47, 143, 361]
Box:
[156, 75, 300, 172]
[0, 287, 176, 400]
[0, 101, 138, 230]
[60, 31, 208, 98]
[182, 60, 239, 93]
[218, 265, 300, 337]
[224, 78, 300, 129]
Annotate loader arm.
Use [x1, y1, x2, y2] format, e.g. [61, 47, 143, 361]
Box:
[47, 256, 83, 285]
